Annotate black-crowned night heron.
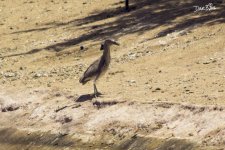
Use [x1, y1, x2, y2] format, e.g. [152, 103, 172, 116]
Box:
[79, 39, 120, 97]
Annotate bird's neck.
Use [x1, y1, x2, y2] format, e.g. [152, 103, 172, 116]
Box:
[103, 45, 111, 61]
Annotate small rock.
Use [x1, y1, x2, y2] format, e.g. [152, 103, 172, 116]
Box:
[4, 72, 17, 78]
[80, 46, 84, 50]
[129, 80, 136, 83]
[106, 139, 114, 145]
[55, 93, 61, 97]
[34, 73, 42, 78]
[158, 40, 167, 45]
[186, 40, 191, 43]
[188, 133, 193, 136]
[155, 87, 161, 91]
[33, 72, 48, 78]
[152, 87, 161, 92]
[1, 104, 19, 112]
[47, 83, 51, 87]
[56, 115, 72, 124]
[212, 59, 217, 63]
[179, 31, 188, 36]
[128, 53, 137, 60]
[203, 61, 210, 64]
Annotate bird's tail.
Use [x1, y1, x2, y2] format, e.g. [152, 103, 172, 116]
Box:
[79, 76, 85, 84]
[79, 76, 89, 85]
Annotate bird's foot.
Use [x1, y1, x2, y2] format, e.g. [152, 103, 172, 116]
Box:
[94, 92, 103, 98]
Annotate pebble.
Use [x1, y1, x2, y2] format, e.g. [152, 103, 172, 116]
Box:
[155, 87, 161, 91]
[203, 61, 210, 64]
[4, 72, 17, 78]
[47, 83, 51, 87]
[56, 115, 72, 124]
[1, 104, 19, 112]
[127, 80, 136, 83]
[152, 87, 161, 92]
[188, 133, 194, 136]
[33, 73, 42, 78]
[33, 72, 48, 78]
[128, 53, 137, 60]
[19, 67, 24, 70]
[80, 46, 84, 50]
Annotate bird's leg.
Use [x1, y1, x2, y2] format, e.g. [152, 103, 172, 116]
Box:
[93, 74, 103, 97]
[94, 84, 103, 97]
[93, 83, 98, 97]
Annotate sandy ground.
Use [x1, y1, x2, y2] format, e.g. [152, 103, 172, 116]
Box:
[0, 0, 225, 149]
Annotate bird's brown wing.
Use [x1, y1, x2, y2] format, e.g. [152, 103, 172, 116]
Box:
[79, 58, 101, 84]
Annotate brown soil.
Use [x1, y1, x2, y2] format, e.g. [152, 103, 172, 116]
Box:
[0, 0, 225, 149]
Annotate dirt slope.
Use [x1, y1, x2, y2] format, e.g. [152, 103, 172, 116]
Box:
[0, 0, 225, 149]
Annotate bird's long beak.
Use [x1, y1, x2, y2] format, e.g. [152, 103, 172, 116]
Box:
[113, 41, 120, 46]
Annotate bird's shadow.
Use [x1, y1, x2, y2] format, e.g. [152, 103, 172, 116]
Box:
[75, 93, 103, 102]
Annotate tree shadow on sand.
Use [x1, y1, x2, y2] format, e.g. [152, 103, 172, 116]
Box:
[3, 0, 225, 58]
[0, 128, 74, 148]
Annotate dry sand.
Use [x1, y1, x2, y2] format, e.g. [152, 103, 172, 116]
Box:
[0, 0, 225, 149]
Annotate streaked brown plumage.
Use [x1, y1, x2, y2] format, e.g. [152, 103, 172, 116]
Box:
[79, 39, 119, 97]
